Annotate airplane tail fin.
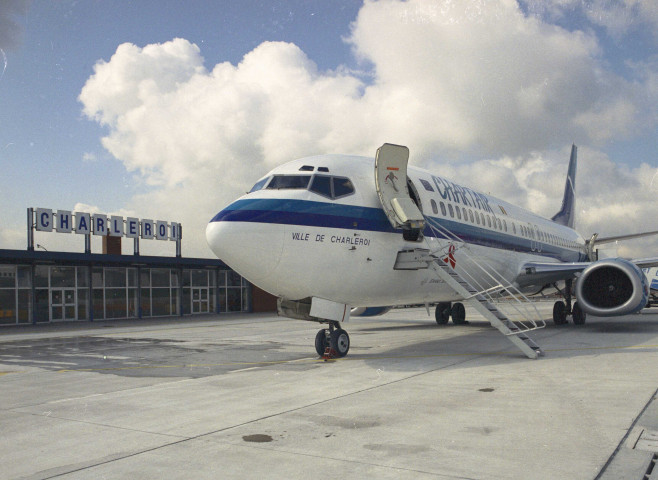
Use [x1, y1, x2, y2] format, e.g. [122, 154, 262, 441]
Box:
[551, 144, 577, 229]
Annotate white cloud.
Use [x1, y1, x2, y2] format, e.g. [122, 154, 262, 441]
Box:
[425, 145, 658, 257]
[82, 152, 97, 162]
[0, 225, 23, 249]
[77, 0, 658, 259]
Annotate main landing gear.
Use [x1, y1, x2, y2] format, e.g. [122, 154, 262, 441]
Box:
[315, 322, 350, 358]
[552, 279, 587, 326]
[435, 302, 467, 325]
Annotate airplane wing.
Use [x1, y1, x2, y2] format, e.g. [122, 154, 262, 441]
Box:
[518, 257, 658, 288]
[631, 258, 658, 269]
[516, 261, 589, 288]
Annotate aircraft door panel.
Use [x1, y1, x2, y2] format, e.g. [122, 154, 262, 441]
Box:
[374, 143, 425, 233]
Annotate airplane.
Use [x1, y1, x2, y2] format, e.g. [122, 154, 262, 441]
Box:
[206, 143, 658, 359]
[642, 267, 658, 307]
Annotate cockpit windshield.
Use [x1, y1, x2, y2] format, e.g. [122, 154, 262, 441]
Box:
[266, 175, 312, 190]
[249, 177, 270, 193]
[248, 173, 355, 200]
[309, 175, 355, 199]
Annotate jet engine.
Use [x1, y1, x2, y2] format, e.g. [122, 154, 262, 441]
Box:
[350, 307, 392, 317]
[575, 258, 649, 316]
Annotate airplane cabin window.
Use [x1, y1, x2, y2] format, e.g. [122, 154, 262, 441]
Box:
[332, 177, 355, 198]
[249, 177, 270, 193]
[455, 206, 462, 220]
[469, 210, 474, 223]
[431, 199, 438, 214]
[420, 179, 434, 192]
[440, 202, 447, 216]
[309, 175, 332, 198]
[512, 223, 516, 234]
[448, 204, 454, 218]
[267, 175, 312, 189]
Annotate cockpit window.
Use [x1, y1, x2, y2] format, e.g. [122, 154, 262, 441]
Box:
[266, 175, 312, 190]
[309, 175, 332, 198]
[252, 172, 354, 199]
[332, 177, 354, 198]
[309, 174, 355, 199]
[249, 176, 270, 193]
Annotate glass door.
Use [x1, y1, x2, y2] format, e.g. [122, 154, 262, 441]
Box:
[192, 288, 209, 313]
[51, 288, 76, 321]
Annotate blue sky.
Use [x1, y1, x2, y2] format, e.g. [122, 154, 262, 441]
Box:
[1, 0, 657, 257]
[0, 1, 362, 250]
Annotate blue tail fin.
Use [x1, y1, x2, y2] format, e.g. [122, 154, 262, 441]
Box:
[551, 144, 577, 229]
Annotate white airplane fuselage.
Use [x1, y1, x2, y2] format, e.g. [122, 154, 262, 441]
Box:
[206, 154, 587, 307]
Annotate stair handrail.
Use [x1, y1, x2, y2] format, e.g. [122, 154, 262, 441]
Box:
[421, 216, 545, 331]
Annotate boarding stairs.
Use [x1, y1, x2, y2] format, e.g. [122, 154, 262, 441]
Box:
[394, 218, 545, 359]
[426, 218, 544, 359]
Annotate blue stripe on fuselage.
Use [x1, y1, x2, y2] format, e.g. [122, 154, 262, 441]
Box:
[210, 198, 394, 232]
[210, 198, 584, 262]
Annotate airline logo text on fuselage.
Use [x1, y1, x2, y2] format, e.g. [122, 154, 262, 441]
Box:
[432, 175, 495, 214]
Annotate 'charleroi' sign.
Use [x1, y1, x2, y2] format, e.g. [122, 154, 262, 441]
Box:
[34, 208, 181, 241]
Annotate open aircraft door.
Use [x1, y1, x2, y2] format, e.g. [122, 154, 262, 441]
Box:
[374, 143, 425, 239]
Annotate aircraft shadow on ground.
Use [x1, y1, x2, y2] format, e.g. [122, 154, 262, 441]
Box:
[345, 315, 658, 372]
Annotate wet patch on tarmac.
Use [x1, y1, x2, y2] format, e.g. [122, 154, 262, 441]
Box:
[242, 434, 274, 443]
[0, 336, 290, 378]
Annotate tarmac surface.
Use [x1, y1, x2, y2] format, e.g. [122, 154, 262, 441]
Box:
[1, 303, 658, 479]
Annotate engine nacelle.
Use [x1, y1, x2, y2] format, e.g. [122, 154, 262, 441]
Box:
[575, 258, 649, 317]
[350, 306, 392, 317]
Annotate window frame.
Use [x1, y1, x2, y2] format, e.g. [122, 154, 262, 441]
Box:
[308, 174, 355, 200]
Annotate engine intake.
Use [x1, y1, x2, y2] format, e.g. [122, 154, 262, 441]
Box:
[575, 258, 649, 316]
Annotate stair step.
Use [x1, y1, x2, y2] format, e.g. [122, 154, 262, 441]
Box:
[424, 256, 543, 360]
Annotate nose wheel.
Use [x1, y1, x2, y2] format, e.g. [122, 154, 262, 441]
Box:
[314, 323, 350, 358]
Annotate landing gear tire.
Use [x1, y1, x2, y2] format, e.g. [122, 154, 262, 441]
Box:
[435, 302, 451, 325]
[552, 301, 568, 325]
[572, 302, 586, 325]
[330, 329, 350, 357]
[315, 329, 329, 356]
[451, 302, 467, 324]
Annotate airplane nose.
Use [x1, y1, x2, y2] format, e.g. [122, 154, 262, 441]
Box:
[206, 203, 285, 284]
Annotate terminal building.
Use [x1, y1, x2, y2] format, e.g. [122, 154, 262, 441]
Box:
[0, 209, 276, 325]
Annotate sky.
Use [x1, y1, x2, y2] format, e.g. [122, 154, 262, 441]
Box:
[0, 0, 657, 259]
